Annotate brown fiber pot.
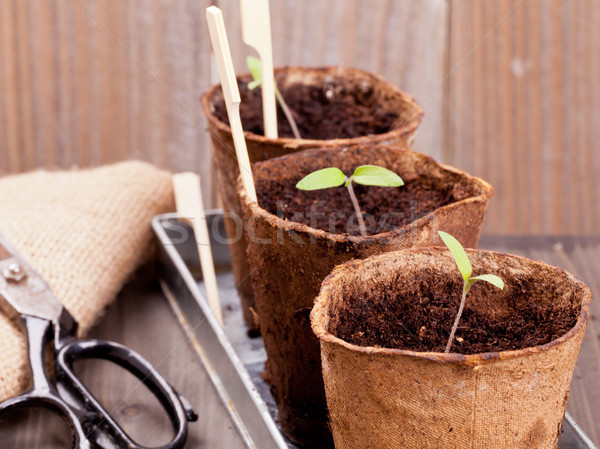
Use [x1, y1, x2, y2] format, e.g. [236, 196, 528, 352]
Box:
[238, 145, 493, 447]
[201, 66, 423, 332]
[311, 247, 592, 449]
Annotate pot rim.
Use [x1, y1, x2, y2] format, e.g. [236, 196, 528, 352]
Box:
[239, 146, 494, 245]
[311, 246, 593, 366]
[200, 65, 424, 150]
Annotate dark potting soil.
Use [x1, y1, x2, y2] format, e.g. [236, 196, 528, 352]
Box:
[332, 275, 581, 354]
[213, 80, 399, 139]
[256, 176, 455, 236]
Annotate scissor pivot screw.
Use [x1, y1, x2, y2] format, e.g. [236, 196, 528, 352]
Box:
[3, 263, 27, 282]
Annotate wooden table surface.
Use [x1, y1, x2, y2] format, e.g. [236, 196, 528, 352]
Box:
[1, 236, 599, 448]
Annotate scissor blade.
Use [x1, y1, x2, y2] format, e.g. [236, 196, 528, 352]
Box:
[0, 235, 64, 323]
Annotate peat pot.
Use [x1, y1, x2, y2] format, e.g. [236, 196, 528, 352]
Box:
[311, 247, 592, 449]
[201, 66, 423, 332]
[238, 145, 493, 447]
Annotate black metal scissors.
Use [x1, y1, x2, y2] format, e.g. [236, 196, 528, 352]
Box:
[0, 235, 197, 448]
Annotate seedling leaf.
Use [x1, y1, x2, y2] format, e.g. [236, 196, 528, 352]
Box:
[352, 165, 404, 187]
[296, 168, 346, 191]
[247, 56, 262, 83]
[246, 55, 302, 139]
[248, 79, 261, 90]
[470, 274, 504, 290]
[438, 231, 472, 281]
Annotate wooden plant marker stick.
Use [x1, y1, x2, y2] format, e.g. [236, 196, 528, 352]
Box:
[173, 172, 223, 326]
[206, 6, 258, 203]
[240, 0, 277, 138]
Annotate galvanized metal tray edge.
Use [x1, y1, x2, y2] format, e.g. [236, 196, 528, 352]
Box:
[153, 212, 287, 449]
[152, 211, 597, 449]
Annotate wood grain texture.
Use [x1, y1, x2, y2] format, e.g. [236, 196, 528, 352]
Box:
[0, 0, 599, 234]
[0, 0, 217, 206]
[446, 0, 600, 235]
[217, 0, 446, 161]
[0, 0, 445, 204]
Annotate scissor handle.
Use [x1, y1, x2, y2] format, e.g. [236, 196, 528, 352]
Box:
[0, 390, 94, 449]
[57, 339, 198, 449]
[0, 315, 94, 449]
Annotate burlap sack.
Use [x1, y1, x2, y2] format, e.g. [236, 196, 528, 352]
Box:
[201, 66, 424, 332]
[311, 248, 592, 449]
[239, 146, 493, 447]
[0, 161, 174, 402]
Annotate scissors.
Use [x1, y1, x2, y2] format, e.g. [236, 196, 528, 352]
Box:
[0, 235, 198, 449]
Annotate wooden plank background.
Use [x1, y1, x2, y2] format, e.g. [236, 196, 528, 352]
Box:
[0, 0, 598, 235]
[446, 0, 600, 235]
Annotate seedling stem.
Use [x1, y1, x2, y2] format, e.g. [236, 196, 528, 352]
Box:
[445, 282, 472, 354]
[247, 56, 302, 139]
[438, 231, 504, 353]
[275, 89, 302, 140]
[346, 180, 367, 236]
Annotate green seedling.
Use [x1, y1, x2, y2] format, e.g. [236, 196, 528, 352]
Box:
[438, 231, 504, 353]
[247, 56, 302, 139]
[296, 165, 403, 236]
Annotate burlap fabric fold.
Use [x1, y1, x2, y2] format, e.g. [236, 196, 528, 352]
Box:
[0, 161, 174, 402]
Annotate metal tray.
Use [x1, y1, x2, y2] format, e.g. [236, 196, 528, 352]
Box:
[152, 211, 597, 449]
